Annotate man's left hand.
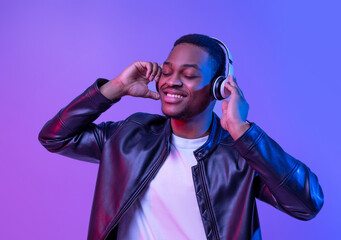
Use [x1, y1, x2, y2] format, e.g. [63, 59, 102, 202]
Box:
[220, 76, 250, 140]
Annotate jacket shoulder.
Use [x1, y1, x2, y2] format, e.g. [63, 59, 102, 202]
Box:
[124, 112, 169, 133]
[127, 112, 166, 123]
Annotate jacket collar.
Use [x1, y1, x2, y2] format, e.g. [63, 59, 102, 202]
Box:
[193, 112, 227, 160]
[163, 112, 230, 161]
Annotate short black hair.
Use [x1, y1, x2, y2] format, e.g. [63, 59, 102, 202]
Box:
[173, 34, 226, 80]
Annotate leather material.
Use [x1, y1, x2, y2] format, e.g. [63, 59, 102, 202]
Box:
[39, 79, 324, 240]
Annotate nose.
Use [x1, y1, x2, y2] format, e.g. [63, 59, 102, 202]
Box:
[167, 74, 183, 87]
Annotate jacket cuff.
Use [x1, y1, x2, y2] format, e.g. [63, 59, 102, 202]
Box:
[232, 122, 264, 157]
[86, 78, 121, 110]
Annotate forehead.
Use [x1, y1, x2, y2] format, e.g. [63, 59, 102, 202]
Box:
[166, 43, 211, 68]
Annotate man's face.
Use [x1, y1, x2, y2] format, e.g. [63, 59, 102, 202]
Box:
[158, 43, 215, 120]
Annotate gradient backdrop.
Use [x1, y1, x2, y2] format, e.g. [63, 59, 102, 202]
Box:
[1, 1, 340, 239]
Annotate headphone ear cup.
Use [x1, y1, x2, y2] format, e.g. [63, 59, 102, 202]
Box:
[212, 76, 227, 100]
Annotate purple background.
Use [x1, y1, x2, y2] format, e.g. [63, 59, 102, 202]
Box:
[1, 1, 340, 239]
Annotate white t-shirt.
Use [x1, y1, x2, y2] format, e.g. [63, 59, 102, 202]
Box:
[117, 134, 208, 240]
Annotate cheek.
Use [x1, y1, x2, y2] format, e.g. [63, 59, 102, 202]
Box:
[185, 75, 212, 92]
[157, 76, 168, 88]
[186, 80, 205, 91]
[190, 84, 212, 105]
[157, 77, 164, 89]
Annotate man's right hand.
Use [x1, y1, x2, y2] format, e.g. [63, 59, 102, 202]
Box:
[99, 61, 162, 100]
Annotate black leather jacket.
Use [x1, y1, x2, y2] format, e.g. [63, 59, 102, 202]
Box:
[39, 79, 324, 240]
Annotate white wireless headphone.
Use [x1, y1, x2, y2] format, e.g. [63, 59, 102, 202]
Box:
[210, 37, 234, 100]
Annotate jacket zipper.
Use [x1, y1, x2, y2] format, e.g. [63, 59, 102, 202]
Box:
[198, 161, 220, 240]
[103, 147, 169, 239]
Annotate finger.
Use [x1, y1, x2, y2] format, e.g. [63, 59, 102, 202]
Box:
[224, 82, 237, 95]
[155, 66, 162, 82]
[139, 61, 153, 79]
[227, 76, 236, 87]
[232, 76, 238, 85]
[231, 76, 241, 90]
[229, 76, 244, 97]
[144, 90, 160, 100]
[149, 62, 159, 81]
[223, 86, 232, 99]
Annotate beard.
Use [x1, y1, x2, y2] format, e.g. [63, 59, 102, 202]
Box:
[161, 104, 199, 120]
[162, 109, 187, 120]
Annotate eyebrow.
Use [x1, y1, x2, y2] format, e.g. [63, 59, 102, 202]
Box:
[163, 62, 200, 70]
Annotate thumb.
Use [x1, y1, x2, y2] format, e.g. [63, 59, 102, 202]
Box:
[222, 100, 229, 113]
[144, 90, 160, 100]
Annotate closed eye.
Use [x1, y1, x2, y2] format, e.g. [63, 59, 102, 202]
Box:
[184, 75, 198, 79]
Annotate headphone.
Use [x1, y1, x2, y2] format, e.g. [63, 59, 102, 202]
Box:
[156, 37, 233, 100]
[210, 37, 234, 100]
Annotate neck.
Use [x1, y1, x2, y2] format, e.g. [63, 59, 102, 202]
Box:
[171, 108, 214, 139]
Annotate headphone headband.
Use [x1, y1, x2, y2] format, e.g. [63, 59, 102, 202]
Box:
[210, 37, 233, 77]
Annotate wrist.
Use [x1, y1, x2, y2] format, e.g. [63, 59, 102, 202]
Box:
[228, 121, 251, 141]
[99, 77, 126, 100]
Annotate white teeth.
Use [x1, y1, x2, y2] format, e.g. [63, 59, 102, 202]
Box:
[167, 93, 184, 98]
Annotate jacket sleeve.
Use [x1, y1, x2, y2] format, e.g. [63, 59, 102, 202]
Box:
[38, 78, 122, 164]
[232, 123, 324, 220]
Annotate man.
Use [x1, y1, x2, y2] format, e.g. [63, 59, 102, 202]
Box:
[39, 34, 323, 240]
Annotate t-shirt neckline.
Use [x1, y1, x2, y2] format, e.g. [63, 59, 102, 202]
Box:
[171, 133, 209, 150]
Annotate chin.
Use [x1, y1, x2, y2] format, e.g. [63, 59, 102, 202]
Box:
[162, 108, 198, 120]
[161, 106, 187, 120]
